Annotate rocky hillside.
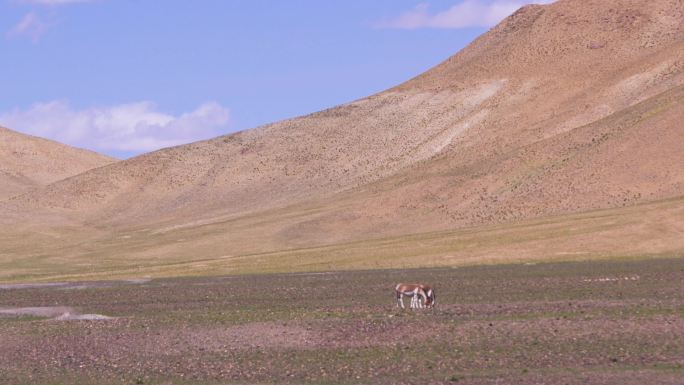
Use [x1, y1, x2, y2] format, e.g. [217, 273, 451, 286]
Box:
[2, 0, 683, 266]
[0, 126, 116, 201]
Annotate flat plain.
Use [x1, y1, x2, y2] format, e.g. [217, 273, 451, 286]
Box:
[1, 258, 682, 385]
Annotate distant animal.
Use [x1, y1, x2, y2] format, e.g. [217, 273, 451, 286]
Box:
[395, 283, 435, 309]
[421, 284, 436, 308]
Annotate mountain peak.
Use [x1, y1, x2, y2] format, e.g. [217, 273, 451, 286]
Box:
[0, 126, 116, 201]
[401, 0, 683, 91]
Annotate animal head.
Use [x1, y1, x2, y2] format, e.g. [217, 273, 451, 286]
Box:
[425, 288, 435, 307]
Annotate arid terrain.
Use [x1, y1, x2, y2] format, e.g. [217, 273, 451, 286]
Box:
[1, 258, 682, 384]
[1, 2, 683, 383]
[0, 0, 683, 280]
[0, 127, 115, 201]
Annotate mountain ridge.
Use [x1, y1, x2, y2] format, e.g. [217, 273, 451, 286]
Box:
[1, 0, 683, 280]
[0, 126, 116, 201]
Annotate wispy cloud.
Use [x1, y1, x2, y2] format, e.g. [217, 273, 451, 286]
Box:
[0, 101, 231, 153]
[7, 0, 96, 42]
[6, 12, 51, 42]
[374, 0, 555, 30]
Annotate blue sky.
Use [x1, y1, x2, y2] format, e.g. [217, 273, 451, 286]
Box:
[0, 0, 550, 159]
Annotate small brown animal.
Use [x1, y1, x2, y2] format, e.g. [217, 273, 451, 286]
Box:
[395, 283, 435, 309]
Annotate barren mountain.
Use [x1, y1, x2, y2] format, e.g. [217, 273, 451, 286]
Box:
[0, 126, 116, 201]
[2, 0, 683, 281]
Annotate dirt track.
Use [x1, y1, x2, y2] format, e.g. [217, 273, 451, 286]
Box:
[1, 258, 683, 384]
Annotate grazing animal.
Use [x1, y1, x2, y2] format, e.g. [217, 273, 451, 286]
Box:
[420, 284, 436, 308]
[395, 283, 433, 309]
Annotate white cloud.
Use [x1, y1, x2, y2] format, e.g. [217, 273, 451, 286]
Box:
[375, 0, 555, 29]
[6, 12, 51, 42]
[0, 101, 231, 153]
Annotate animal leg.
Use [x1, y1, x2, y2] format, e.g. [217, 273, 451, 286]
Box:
[419, 292, 427, 309]
[411, 289, 420, 309]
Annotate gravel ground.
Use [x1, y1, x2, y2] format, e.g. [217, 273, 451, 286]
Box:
[0, 258, 682, 384]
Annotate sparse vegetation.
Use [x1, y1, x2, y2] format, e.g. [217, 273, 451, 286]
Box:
[1, 1, 684, 384]
[1, 258, 682, 384]
[1, 195, 682, 283]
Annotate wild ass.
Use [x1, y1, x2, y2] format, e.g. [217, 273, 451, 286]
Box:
[421, 284, 436, 308]
[395, 283, 436, 309]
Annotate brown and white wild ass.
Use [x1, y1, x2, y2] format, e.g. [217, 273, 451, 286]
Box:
[421, 284, 436, 308]
[395, 283, 436, 309]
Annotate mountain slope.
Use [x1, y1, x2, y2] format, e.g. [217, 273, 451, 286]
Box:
[1, 0, 683, 280]
[283, 85, 684, 244]
[0, 126, 116, 201]
[11, 0, 684, 226]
